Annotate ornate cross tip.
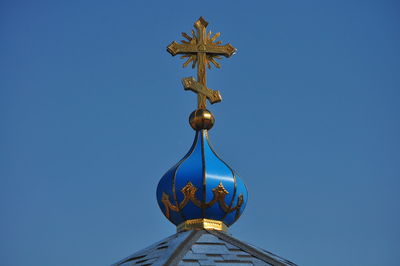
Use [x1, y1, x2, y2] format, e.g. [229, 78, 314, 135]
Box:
[167, 17, 236, 69]
[167, 17, 236, 111]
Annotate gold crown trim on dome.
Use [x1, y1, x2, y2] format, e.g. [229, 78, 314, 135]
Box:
[177, 218, 228, 232]
[161, 181, 244, 220]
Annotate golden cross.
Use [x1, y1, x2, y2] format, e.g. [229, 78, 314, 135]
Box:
[167, 17, 236, 109]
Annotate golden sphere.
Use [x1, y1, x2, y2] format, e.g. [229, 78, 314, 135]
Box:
[189, 109, 215, 130]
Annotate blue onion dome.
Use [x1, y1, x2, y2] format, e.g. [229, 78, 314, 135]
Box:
[156, 122, 248, 231]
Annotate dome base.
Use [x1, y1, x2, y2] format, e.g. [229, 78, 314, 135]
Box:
[177, 218, 228, 232]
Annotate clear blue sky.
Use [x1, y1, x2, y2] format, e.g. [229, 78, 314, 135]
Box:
[1, 1, 399, 265]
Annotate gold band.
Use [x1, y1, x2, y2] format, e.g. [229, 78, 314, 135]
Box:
[177, 219, 228, 232]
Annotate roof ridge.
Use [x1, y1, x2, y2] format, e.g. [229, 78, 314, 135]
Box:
[162, 230, 203, 266]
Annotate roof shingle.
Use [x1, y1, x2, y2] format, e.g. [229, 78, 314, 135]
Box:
[112, 230, 296, 266]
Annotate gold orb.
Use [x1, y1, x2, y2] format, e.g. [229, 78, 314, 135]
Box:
[189, 109, 215, 130]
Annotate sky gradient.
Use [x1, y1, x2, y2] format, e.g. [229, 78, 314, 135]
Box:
[1, 1, 400, 265]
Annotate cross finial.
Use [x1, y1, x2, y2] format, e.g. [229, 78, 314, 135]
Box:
[167, 17, 236, 110]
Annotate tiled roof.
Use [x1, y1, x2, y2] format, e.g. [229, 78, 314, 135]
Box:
[112, 230, 296, 266]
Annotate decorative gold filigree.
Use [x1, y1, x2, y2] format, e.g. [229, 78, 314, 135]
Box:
[161, 181, 243, 221]
[167, 17, 236, 109]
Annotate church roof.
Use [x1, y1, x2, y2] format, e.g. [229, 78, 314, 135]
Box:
[112, 230, 296, 266]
